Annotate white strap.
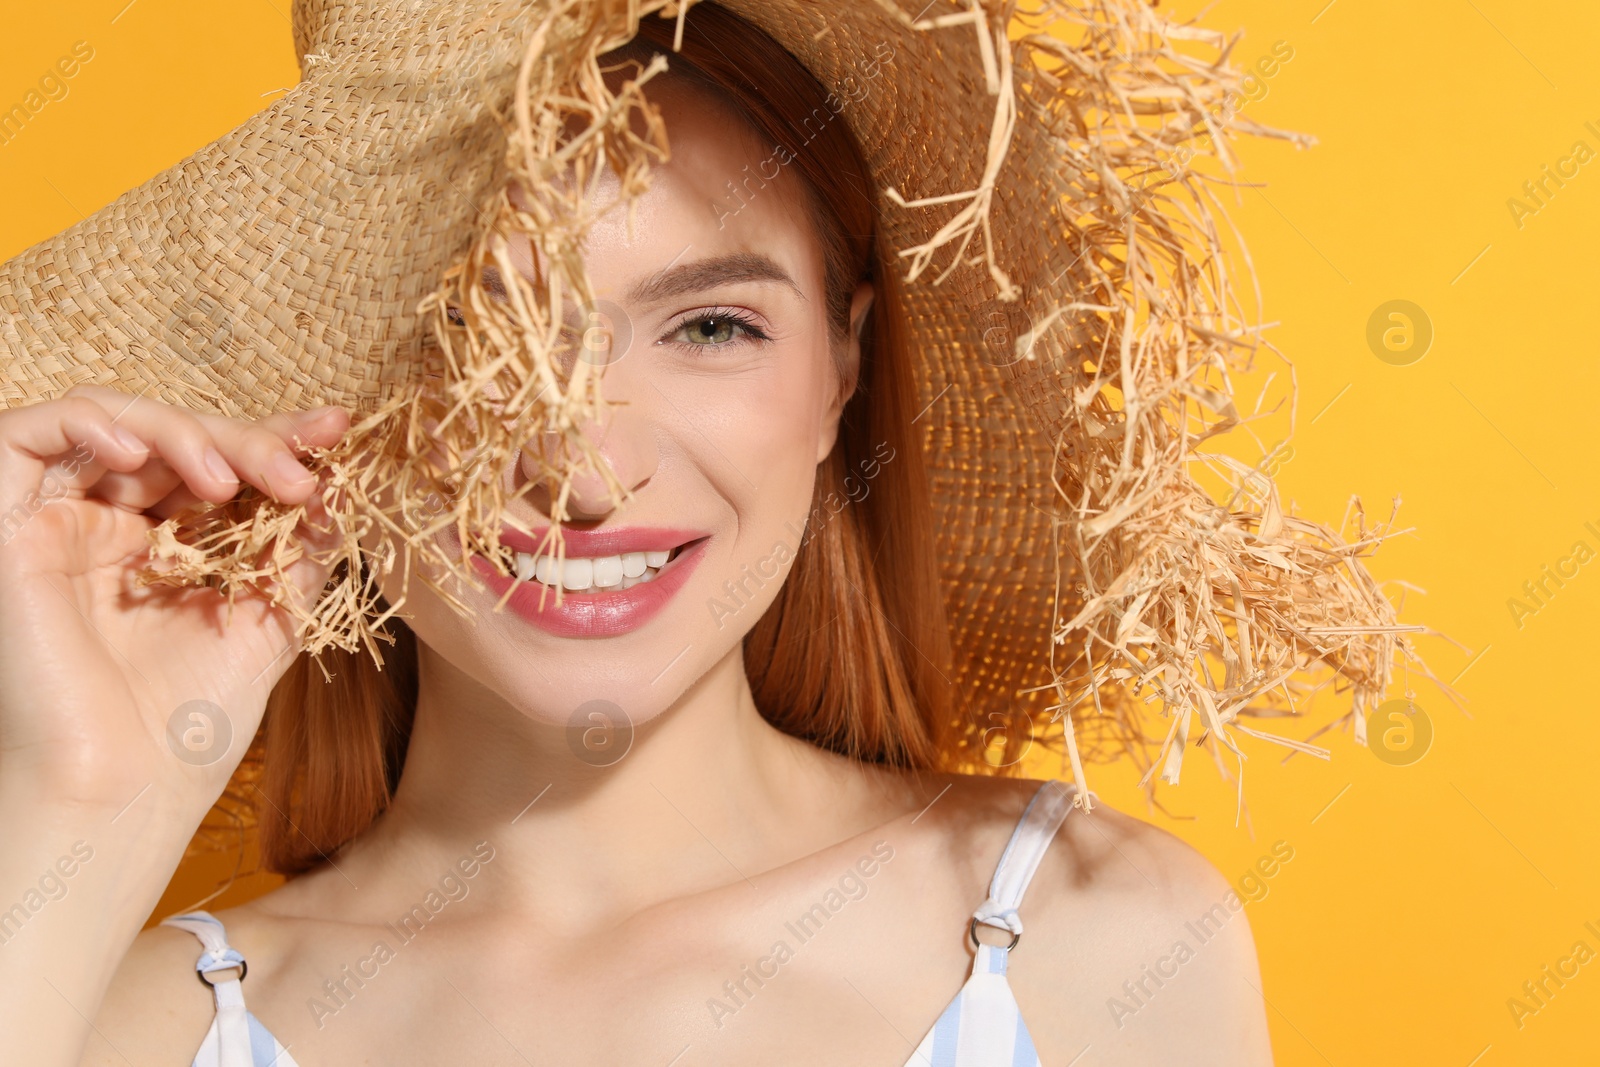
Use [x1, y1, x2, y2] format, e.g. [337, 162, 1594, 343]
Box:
[161, 911, 254, 1067]
[971, 780, 1084, 939]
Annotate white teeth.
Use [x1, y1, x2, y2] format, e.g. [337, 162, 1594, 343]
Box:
[511, 549, 671, 594]
[592, 555, 624, 588]
[560, 557, 593, 591]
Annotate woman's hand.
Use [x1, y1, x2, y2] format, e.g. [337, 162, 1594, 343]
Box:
[0, 383, 351, 824]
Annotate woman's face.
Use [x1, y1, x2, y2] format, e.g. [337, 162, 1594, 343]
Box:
[383, 73, 871, 728]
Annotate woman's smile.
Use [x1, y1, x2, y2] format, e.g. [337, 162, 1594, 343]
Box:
[464, 524, 712, 638]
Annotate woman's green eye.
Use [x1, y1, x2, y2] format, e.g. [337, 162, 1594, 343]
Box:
[663, 308, 769, 349]
[679, 317, 738, 345]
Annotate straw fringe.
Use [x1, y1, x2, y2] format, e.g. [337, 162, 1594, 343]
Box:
[138, 0, 689, 656]
[981, 0, 1440, 815]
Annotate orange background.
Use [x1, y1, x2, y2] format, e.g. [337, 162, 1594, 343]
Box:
[3, 2, 1597, 1062]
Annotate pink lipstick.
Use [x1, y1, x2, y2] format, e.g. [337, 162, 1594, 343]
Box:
[463, 525, 710, 638]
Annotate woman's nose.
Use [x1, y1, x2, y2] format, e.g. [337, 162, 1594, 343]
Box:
[519, 377, 657, 521]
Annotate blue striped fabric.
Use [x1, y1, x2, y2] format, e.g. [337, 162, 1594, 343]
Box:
[901, 942, 1045, 1067]
[248, 1013, 293, 1067]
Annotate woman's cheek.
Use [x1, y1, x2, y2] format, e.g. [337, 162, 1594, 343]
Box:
[719, 349, 828, 481]
[699, 349, 829, 564]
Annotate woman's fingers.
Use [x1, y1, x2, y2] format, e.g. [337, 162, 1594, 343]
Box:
[0, 388, 355, 597]
[188, 405, 350, 504]
[97, 406, 351, 515]
[50, 385, 350, 512]
[82, 457, 182, 513]
[0, 394, 152, 509]
[45, 384, 248, 505]
[249, 406, 351, 454]
[143, 481, 204, 522]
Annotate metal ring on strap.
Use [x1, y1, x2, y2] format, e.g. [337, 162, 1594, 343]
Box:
[969, 916, 1021, 951]
[197, 959, 248, 986]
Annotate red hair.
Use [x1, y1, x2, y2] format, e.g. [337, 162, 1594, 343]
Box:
[256, 2, 955, 874]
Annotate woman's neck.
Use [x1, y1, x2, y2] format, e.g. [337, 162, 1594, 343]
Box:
[343, 641, 917, 932]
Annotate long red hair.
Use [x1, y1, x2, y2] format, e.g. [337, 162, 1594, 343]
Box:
[256, 2, 956, 874]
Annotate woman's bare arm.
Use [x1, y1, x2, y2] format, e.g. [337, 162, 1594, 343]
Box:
[0, 386, 347, 1066]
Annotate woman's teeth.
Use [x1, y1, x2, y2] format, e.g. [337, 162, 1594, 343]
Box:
[513, 549, 675, 594]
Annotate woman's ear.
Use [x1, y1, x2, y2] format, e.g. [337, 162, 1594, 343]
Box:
[816, 280, 875, 464]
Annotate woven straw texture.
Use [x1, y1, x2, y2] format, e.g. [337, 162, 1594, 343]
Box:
[0, 0, 1425, 832]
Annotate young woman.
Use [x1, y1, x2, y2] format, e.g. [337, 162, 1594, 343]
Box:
[0, 5, 1275, 1065]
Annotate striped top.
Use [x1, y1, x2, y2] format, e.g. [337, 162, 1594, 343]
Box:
[165, 779, 1079, 1067]
[900, 778, 1078, 1066]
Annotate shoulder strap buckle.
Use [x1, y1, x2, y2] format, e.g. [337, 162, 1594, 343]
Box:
[968, 914, 1022, 951]
[197, 948, 249, 987]
[969, 780, 1084, 953]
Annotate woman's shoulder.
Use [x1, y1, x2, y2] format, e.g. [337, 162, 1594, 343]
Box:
[939, 773, 1273, 1065]
[79, 912, 214, 1064]
[908, 772, 1260, 941]
[916, 771, 1225, 890]
[81, 895, 294, 1066]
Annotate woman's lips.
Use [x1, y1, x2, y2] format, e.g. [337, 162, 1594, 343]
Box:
[494, 525, 706, 558]
[466, 531, 709, 639]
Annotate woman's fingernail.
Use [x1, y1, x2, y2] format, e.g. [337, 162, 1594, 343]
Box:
[203, 447, 237, 484]
[110, 426, 147, 454]
[269, 451, 314, 489]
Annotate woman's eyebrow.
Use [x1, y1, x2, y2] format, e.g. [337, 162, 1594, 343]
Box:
[481, 251, 804, 305]
[627, 251, 806, 304]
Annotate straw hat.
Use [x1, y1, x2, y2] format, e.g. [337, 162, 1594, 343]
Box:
[0, 0, 1420, 821]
